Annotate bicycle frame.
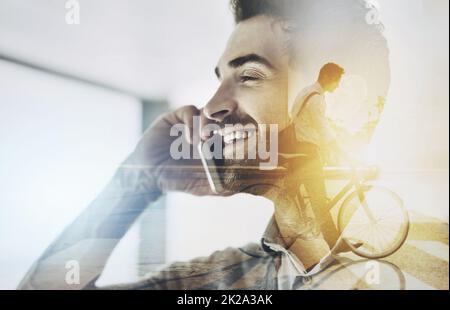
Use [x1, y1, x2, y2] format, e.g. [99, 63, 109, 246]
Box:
[296, 165, 379, 222]
[326, 178, 356, 211]
[295, 164, 409, 259]
[324, 166, 379, 223]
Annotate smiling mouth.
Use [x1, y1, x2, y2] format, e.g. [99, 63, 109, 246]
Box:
[213, 127, 257, 145]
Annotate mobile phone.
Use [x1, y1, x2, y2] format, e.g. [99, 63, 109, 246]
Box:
[198, 140, 227, 195]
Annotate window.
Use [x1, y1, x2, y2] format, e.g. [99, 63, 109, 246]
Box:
[0, 60, 142, 289]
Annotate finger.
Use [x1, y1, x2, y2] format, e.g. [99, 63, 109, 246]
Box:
[176, 105, 200, 144]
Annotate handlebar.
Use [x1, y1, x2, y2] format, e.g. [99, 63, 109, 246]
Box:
[323, 166, 379, 181]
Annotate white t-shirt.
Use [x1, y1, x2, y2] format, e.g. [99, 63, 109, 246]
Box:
[291, 82, 335, 148]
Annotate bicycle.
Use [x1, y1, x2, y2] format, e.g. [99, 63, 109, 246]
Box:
[294, 163, 410, 259]
[198, 140, 410, 259]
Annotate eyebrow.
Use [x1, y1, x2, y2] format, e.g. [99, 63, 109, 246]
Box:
[215, 53, 275, 79]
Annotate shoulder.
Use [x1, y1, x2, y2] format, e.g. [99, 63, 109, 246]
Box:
[292, 85, 320, 113]
[305, 92, 325, 110]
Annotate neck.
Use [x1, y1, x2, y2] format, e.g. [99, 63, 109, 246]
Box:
[317, 81, 326, 92]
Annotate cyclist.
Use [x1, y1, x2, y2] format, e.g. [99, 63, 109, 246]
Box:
[282, 63, 348, 250]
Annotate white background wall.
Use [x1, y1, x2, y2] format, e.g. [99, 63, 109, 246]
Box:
[0, 60, 142, 288]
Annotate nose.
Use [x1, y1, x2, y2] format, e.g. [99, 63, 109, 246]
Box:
[203, 88, 238, 123]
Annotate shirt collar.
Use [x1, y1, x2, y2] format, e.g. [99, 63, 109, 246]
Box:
[261, 215, 287, 253]
[313, 82, 325, 94]
[260, 215, 338, 283]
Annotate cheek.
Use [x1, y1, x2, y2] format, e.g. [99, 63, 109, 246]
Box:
[261, 103, 288, 129]
[238, 88, 289, 129]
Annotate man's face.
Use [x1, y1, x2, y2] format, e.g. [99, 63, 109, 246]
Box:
[200, 16, 291, 193]
[327, 79, 341, 93]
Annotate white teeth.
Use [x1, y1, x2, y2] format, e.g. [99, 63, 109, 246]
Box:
[224, 133, 235, 144]
[220, 129, 257, 144]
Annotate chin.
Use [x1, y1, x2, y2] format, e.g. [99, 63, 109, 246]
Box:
[219, 159, 282, 196]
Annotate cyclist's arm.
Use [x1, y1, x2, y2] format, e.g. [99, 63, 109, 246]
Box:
[306, 97, 335, 146]
[17, 157, 161, 290]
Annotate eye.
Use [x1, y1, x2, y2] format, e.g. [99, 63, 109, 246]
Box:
[240, 75, 261, 82]
[239, 69, 266, 83]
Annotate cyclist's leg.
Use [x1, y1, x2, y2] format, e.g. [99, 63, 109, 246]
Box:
[302, 159, 335, 241]
[298, 146, 341, 249]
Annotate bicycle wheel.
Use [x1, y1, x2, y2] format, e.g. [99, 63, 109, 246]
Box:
[337, 185, 409, 259]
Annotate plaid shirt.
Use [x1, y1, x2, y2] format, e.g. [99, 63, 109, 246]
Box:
[91, 217, 337, 290]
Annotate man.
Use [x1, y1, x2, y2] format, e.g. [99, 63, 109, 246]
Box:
[291, 62, 345, 158]
[18, 0, 389, 290]
[288, 63, 346, 250]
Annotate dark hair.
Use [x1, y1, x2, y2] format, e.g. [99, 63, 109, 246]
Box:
[318, 63, 345, 84]
[230, 0, 292, 23]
